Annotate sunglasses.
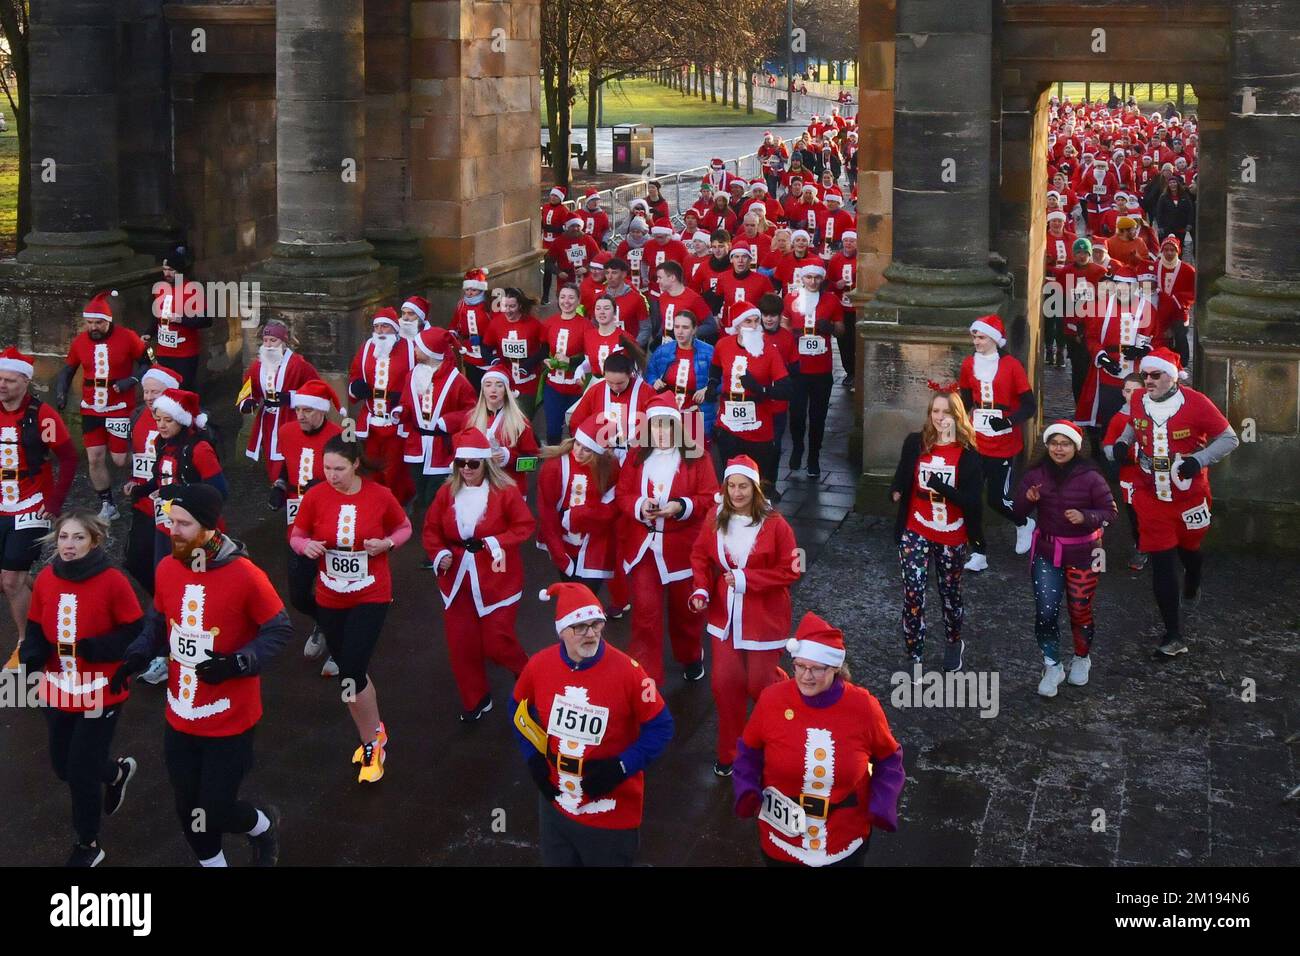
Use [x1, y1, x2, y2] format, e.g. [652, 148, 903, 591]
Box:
[1140, 371, 1165, 380]
[455, 458, 484, 470]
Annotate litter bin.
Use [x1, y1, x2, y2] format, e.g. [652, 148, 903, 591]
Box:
[776, 98, 789, 122]
[612, 124, 654, 174]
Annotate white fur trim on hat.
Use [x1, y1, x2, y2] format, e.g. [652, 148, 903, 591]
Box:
[728, 306, 761, 331]
[650, 223, 674, 236]
[453, 444, 493, 460]
[291, 393, 333, 412]
[785, 637, 846, 669]
[729, 246, 753, 259]
[723, 461, 761, 485]
[463, 278, 489, 292]
[969, 319, 1006, 348]
[401, 299, 427, 321]
[1139, 353, 1181, 379]
[480, 368, 511, 389]
[151, 394, 193, 428]
[798, 263, 826, 278]
[141, 367, 182, 391]
[574, 428, 605, 456]
[791, 230, 811, 243]
[692, 230, 711, 244]
[647, 403, 682, 421]
[1042, 422, 1083, 449]
[549, 187, 566, 200]
[555, 604, 606, 634]
[372, 315, 400, 331]
[1046, 211, 1067, 223]
[0, 357, 34, 378]
[841, 230, 857, 241]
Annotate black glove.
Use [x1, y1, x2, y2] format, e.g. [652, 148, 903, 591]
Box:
[1121, 344, 1151, 360]
[268, 483, 287, 511]
[989, 416, 1013, 431]
[1176, 456, 1202, 480]
[55, 390, 68, 412]
[113, 377, 138, 393]
[195, 650, 249, 685]
[581, 758, 627, 798]
[350, 380, 373, 400]
[925, 473, 950, 495]
[814, 319, 835, 336]
[1098, 355, 1123, 377]
[73, 636, 112, 664]
[1112, 441, 1130, 464]
[461, 537, 484, 553]
[739, 373, 766, 397]
[18, 641, 48, 674]
[238, 397, 257, 415]
[527, 753, 561, 799]
[109, 651, 152, 695]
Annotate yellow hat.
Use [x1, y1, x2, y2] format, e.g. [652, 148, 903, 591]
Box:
[1117, 216, 1137, 230]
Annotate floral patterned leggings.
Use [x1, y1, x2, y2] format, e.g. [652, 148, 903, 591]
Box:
[899, 529, 965, 658]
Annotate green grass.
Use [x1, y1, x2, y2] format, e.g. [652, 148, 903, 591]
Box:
[1053, 81, 1198, 109]
[545, 77, 776, 129]
[0, 125, 16, 254]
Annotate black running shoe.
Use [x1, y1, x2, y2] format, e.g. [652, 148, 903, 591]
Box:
[683, 658, 706, 682]
[459, 695, 494, 722]
[806, 456, 821, 478]
[248, 805, 281, 867]
[713, 761, 733, 777]
[942, 639, 965, 673]
[66, 842, 105, 868]
[103, 756, 137, 817]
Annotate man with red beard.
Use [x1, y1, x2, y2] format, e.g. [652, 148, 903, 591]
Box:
[237, 321, 320, 480]
[398, 327, 477, 512]
[348, 309, 415, 504]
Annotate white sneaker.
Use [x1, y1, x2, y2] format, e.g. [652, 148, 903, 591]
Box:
[1068, 655, 1091, 686]
[97, 501, 120, 522]
[321, 657, 339, 678]
[1015, 517, 1036, 555]
[963, 551, 989, 572]
[1037, 662, 1066, 698]
[139, 656, 169, 685]
[303, 627, 326, 660]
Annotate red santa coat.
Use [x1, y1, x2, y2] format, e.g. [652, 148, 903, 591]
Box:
[540, 200, 567, 252]
[1125, 387, 1227, 509]
[1103, 407, 1142, 505]
[0, 397, 72, 517]
[690, 508, 799, 650]
[958, 353, 1031, 459]
[484, 314, 546, 389]
[821, 209, 856, 249]
[581, 325, 627, 379]
[65, 327, 148, 418]
[275, 418, 343, 537]
[550, 233, 602, 283]
[569, 377, 652, 457]
[422, 480, 535, 615]
[1075, 293, 1157, 426]
[127, 409, 162, 518]
[616, 449, 719, 582]
[151, 281, 206, 359]
[578, 276, 607, 317]
[742, 196, 785, 224]
[711, 334, 788, 442]
[1051, 261, 1108, 337]
[781, 290, 842, 377]
[789, 200, 829, 240]
[613, 241, 652, 292]
[699, 207, 739, 236]
[440, 408, 541, 496]
[579, 207, 610, 244]
[543, 315, 589, 396]
[1080, 164, 1121, 210]
[397, 363, 477, 476]
[653, 287, 713, 341]
[606, 285, 649, 334]
[1156, 256, 1196, 323]
[716, 269, 776, 309]
[826, 251, 858, 310]
[450, 297, 492, 368]
[348, 338, 414, 438]
[241, 350, 319, 462]
[1044, 226, 1079, 270]
[640, 239, 689, 294]
[537, 452, 622, 578]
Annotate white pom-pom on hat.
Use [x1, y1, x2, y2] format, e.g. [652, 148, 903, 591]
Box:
[538, 589, 552, 601]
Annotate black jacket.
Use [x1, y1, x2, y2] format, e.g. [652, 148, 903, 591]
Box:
[889, 432, 984, 543]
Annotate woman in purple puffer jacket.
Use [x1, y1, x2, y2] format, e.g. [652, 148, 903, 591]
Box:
[1012, 420, 1117, 698]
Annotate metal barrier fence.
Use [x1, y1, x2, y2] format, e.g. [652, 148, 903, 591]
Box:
[748, 82, 855, 121]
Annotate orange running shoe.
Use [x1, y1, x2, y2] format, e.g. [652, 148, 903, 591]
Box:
[351, 722, 388, 764]
[357, 738, 385, 784]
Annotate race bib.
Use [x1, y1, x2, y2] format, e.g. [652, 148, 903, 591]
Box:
[565, 246, 586, 265]
[286, 498, 301, 526]
[324, 549, 368, 582]
[1092, 184, 1106, 195]
[723, 401, 757, 428]
[797, 335, 827, 357]
[131, 454, 155, 480]
[1181, 500, 1211, 531]
[972, 407, 1011, 437]
[105, 417, 131, 440]
[153, 497, 169, 527]
[169, 623, 213, 669]
[546, 697, 610, 747]
[759, 787, 807, 838]
[14, 512, 50, 530]
[501, 338, 528, 361]
[156, 326, 180, 349]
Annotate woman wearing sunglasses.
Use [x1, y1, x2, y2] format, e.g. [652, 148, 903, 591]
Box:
[291, 436, 411, 783]
[423, 427, 536, 722]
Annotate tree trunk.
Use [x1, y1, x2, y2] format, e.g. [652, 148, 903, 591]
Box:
[698, 63, 706, 100]
[746, 62, 754, 114]
[732, 69, 739, 109]
[708, 65, 716, 103]
[720, 67, 728, 106]
[586, 66, 599, 174]
[542, 55, 558, 165]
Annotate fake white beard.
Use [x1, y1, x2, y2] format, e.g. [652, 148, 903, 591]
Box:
[371, 334, 396, 359]
[399, 319, 421, 340]
[259, 344, 284, 367]
[739, 326, 765, 358]
[410, 362, 436, 397]
[796, 287, 817, 320]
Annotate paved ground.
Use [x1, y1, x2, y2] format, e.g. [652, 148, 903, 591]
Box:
[2, 352, 1296, 867]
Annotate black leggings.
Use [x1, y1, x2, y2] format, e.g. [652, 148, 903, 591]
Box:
[285, 546, 318, 622]
[45, 707, 123, 845]
[125, 509, 156, 595]
[316, 601, 389, 694]
[714, 430, 778, 490]
[158, 355, 201, 392]
[788, 372, 834, 460]
[163, 724, 259, 862]
[1150, 547, 1203, 642]
[970, 454, 1025, 554]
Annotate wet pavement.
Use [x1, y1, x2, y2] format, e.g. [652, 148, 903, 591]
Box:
[2, 358, 1296, 867]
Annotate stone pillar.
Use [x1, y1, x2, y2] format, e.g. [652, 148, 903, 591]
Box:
[856, 0, 1010, 506]
[853, 0, 896, 297]
[409, 0, 542, 319]
[1201, 0, 1300, 552]
[244, 0, 394, 374]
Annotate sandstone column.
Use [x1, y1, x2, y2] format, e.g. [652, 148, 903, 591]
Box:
[1201, 0, 1300, 550]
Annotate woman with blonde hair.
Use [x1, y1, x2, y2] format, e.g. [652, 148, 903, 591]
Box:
[537, 413, 622, 592]
[888, 385, 983, 672]
[441, 364, 540, 497]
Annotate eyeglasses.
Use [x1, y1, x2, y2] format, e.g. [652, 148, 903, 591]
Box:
[793, 662, 831, 678]
[455, 458, 484, 470]
[571, 621, 604, 636]
[1140, 371, 1164, 380]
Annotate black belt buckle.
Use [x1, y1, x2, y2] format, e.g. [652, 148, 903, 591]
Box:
[58, 642, 75, 657]
[0, 469, 17, 481]
[93, 379, 110, 390]
[373, 390, 389, 403]
[799, 794, 829, 818]
[557, 754, 583, 776]
[1152, 456, 1171, 472]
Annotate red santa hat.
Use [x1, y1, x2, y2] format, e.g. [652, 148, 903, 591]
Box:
[479, 362, 512, 390]
[727, 301, 762, 333]
[565, 214, 585, 229]
[401, 295, 429, 322]
[463, 268, 489, 292]
[1046, 190, 1062, 201]
[650, 218, 674, 237]
[1140, 346, 1187, 381]
[415, 326, 452, 361]
[629, 197, 650, 212]
[729, 242, 754, 260]
[797, 262, 827, 279]
[153, 388, 207, 430]
[1160, 235, 1182, 253]
[785, 612, 847, 669]
[583, 188, 601, 206]
[692, 230, 711, 245]
[372, 307, 400, 331]
[682, 207, 701, 220]
[0, 346, 35, 379]
[790, 229, 812, 244]
[452, 426, 494, 460]
[548, 186, 567, 201]
[290, 378, 341, 414]
[140, 364, 182, 391]
[800, 183, 818, 195]
[83, 290, 119, 323]
[1042, 419, 1083, 449]
[646, 392, 682, 421]
[969, 314, 1007, 348]
[1046, 210, 1067, 223]
[749, 179, 768, 193]
[724, 454, 762, 486]
[841, 230, 857, 241]
[825, 189, 843, 204]
[538, 581, 606, 634]
[709, 158, 725, 169]
[589, 252, 611, 271]
[573, 413, 614, 455]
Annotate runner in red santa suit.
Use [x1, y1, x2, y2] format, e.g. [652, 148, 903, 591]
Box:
[772, 230, 821, 297]
[716, 243, 775, 313]
[788, 185, 829, 246]
[1101, 373, 1147, 571]
[616, 396, 718, 685]
[957, 315, 1036, 572]
[578, 189, 611, 248]
[827, 230, 859, 388]
[614, 218, 654, 292]
[540, 185, 568, 304]
[398, 294, 430, 344]
[237, 320, 320, 481]
[1080, 155, 1121, 235]
[733, 612, 905, 867]
[538, 413, 622, 594]
[1075, 272, 1157, 454]
[423, 427, 535, 721]
[736, 212, 776, 263]
[54, 291, 149, 522]
[20, 510, 143, 867]
[700, 193, 739, 237]
[120, 365, 182, 599]
[743, 180, 784, 227]
[1105, 349, 1239, 658]
[693, 231, 735, 310]
[690, 455, 799, 775]
[782, 263, 843, 479]
[348, 308, 415, 505]
[599, 258, 650, 337]
[549, 215, 602, 287]
[450, 268, 492, 389]
[482, 287, 547, 421]
[568, 350, 652, 468]
[291, 436, 410, 782]
[641, 219, 689, 296]
[702, 156, 731, 193]
[579, 295, 635, 384]
[398, 326, 477, 513]
[269, 379, 343, 672]
[1155, 235, 1196, 367]
[440, 365, 541, 498]
[578, 254, 611, 318]
[112, 483, 289, 867]
[641, 261, 716, 351]
[1050, 237, 1108, 393]
[1044, 211, 1077, 274]
[682, 229, 713, 289]
[511, 582, 674, 867]
[540, 285, 589, 445]
[150, 243, 209, 391]
[820, 190, 855, 254]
